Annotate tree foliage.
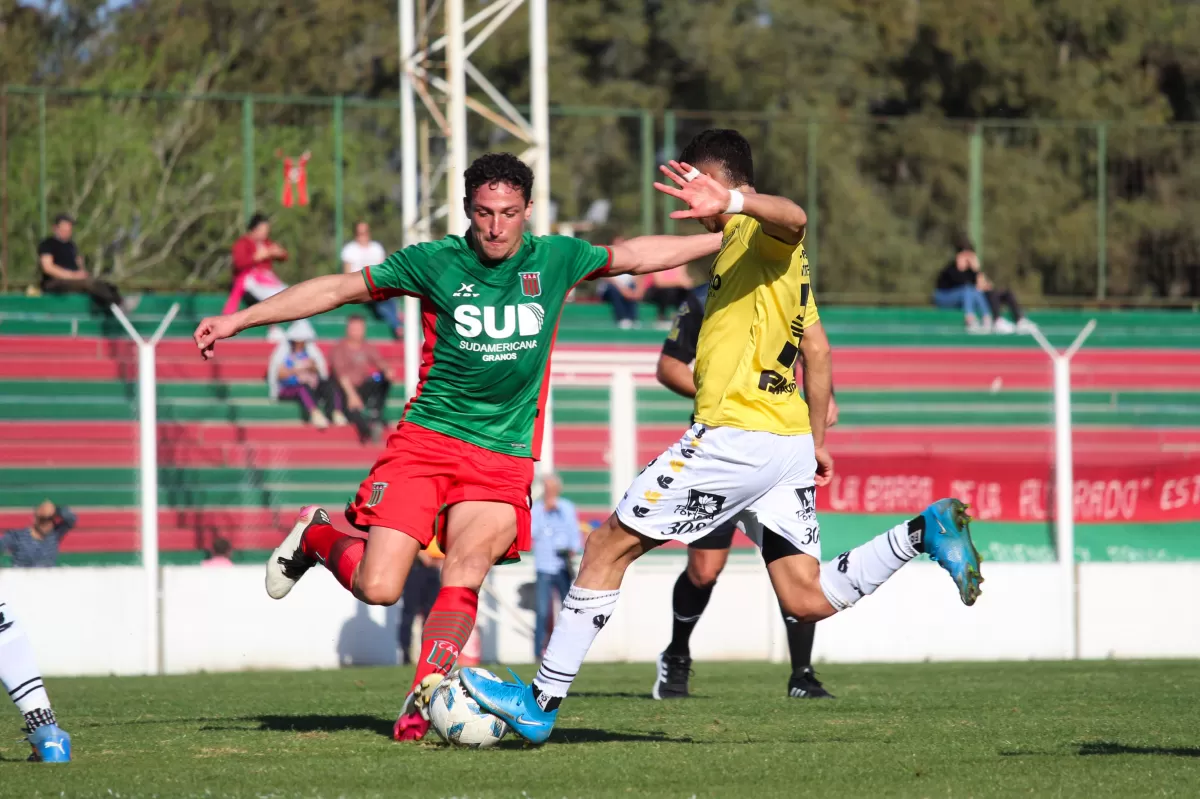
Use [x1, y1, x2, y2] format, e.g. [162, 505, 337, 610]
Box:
[2, 0, 1197, 299]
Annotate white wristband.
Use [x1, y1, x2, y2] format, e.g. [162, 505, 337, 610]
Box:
[682, 167, 701, 183]
[724, 189, 745, 215]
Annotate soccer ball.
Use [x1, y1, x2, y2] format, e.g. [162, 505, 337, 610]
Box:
[428, 669, 510, 748]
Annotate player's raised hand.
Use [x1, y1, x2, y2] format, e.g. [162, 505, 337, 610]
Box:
[654, 160, 732, 220]
[814, 445, 835, 487]
[193, 315, 240, 360]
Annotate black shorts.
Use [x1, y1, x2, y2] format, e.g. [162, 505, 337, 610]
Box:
[687, 523, 737, 550]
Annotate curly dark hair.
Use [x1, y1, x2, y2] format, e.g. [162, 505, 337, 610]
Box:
[464, 152, 534, 205]
[679, 129, 754, 187]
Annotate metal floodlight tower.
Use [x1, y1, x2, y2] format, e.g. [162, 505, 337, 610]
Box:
[397, 0, 550, 383]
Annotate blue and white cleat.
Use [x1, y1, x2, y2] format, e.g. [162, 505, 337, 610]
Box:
[459, 668, 557, 745]
[920, 498, 984, 606]
[27, 724, 71, 763]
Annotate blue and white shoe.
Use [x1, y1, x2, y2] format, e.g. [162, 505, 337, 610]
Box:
[459, 668, 557, 745]
[27, 724, 71, 763]
[921, 498, 984, 606]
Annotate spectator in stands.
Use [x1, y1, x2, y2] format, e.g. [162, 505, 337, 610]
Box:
[330, 315, 395, 443]
[594, 235, 645, 329]
[934, 241, 1035, 334]
[227, 213, 290, 342]
[530, 473, 581, 659]
[37, 214, 138, 312]
[644, 262, 693, 329]
[268, 320, 347, 430]
[203, 537, 234, 568]
[341, 222, 402, 338]
[1, 501, 75, 568]
[399, 541, 443, 666]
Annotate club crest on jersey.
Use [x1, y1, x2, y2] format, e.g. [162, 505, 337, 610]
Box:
[519, 271, 542, 298]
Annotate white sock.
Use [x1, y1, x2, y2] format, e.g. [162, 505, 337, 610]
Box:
[531, 586, 620, 710]
[819, 517, 922, 611]
[0, 601, 56, 730]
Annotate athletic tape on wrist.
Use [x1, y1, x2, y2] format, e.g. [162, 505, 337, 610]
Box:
[725, 189, 745, 215]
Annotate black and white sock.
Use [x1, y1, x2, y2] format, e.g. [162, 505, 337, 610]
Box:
[818, 517, 924, 611]
[531, 586, 620, 712]
[665, 571, 714, 657]
[0, 602, 55, 729]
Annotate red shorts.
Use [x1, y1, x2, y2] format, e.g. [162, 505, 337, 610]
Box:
[345, 422, 534, 563]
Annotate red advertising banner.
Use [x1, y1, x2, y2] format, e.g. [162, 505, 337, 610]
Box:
[819, 456, 1200, 523]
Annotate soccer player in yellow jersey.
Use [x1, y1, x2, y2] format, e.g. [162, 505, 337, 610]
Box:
[462, 130, 985, 743]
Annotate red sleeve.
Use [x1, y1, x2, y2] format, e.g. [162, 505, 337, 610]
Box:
[269, 239, 289, 263]
[231, 238, 257, 271]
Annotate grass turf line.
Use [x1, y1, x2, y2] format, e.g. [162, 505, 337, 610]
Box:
[1, 661, 1197, 798]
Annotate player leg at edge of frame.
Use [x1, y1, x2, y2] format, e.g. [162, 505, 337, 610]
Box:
[462, 494, 982, 745]
[0, 600, 71, 762]
[652, 528, 832, 700]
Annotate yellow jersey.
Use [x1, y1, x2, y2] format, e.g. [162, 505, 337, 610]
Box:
[692, 214, 819, 436]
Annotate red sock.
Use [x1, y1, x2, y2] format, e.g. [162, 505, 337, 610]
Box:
[300, 523, 364, 593]
[410, 586, 479, 694]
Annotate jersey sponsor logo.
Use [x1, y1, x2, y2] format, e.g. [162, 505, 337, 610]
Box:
[676, 489, 726, 520]
[452, 282, 479, 297]
[519, 271, 542, 298]
[366, 481, 388, 507]
[454, 303, 545, 339]
[656, 475, 674, 489]
[758, 369, 797, 395]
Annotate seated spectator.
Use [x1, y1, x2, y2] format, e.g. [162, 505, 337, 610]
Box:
[37, 214, 138, 312]
[330, 315, 395, 443]
[202, 537, 234, 568]
[341, 221, 402, 338]
[227, 213, 290, 342]
[268, 320, 347, 430]
[934, 242, 1035, 334]
[643, 263, 693, 328]
[593, 235, 645, 328]
[1, 501, 75, 568]
[933, 243, 993, 333]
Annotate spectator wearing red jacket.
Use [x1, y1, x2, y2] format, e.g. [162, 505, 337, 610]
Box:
[225, 214, 291, 339]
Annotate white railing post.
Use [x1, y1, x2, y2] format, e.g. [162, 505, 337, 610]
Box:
[1029, 320, 1096, 661]
[109, 302, 179, 676]
[609, 367, 637, 509]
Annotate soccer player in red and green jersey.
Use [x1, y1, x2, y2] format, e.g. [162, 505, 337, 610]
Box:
[192, 153, 721, 741]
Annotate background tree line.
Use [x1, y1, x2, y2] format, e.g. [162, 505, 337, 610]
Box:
[2, 0, 1197, 301]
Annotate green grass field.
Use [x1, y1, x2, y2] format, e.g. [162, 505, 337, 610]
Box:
[3, 661, 1198, 798]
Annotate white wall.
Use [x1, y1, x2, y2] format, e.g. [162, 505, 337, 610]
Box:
[2, 558, 1198, 677]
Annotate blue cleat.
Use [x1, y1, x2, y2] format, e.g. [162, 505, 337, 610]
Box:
[459, 667, 557, 745]
[27, 724, 71, 763]
[921, 498, 984, 606]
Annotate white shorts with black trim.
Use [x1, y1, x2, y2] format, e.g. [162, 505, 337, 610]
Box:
[615, 423, 821, 559]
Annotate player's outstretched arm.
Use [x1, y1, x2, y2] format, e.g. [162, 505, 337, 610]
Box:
[193, 273, 369, 359]
[606, 232, 723, 276]
[655, 160, 807, 245]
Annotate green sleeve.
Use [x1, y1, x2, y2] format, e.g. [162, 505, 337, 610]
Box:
[553, 236, 614, 286]
[362, 241, 439, 299]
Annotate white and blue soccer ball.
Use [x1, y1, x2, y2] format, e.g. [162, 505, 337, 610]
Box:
[428, 669, 510, 748]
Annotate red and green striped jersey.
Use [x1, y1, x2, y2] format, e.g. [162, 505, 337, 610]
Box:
[362, 232, 611, 458]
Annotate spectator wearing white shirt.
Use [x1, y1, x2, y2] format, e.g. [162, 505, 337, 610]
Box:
[341, 221, 402, 338]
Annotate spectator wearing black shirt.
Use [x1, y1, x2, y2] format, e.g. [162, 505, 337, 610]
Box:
[934, 242, 1033, 334]
[37, 215, 134, 311]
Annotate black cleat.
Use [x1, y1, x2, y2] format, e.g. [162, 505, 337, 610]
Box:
[652, 651, 693, 699]
[788, 667, 835, 699]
